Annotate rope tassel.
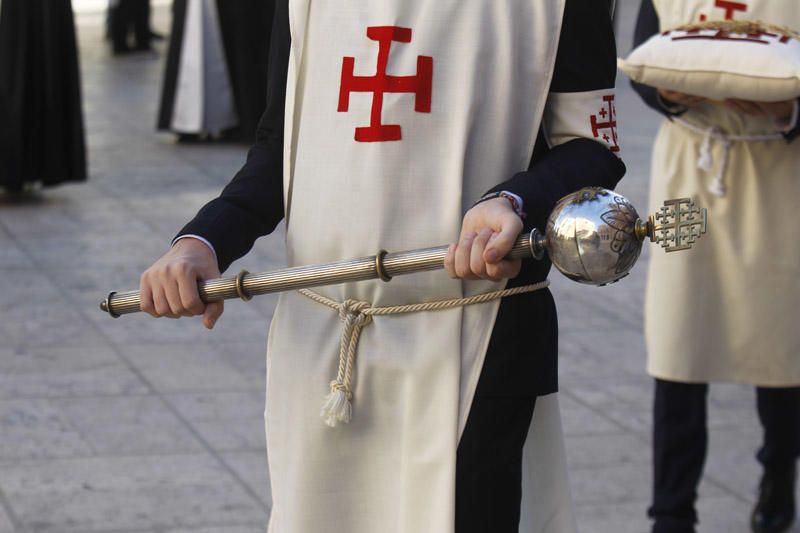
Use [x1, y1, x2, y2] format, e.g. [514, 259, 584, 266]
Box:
[321, 382, 352, 427]
[697, 126, 716, 172]
[320, 299, 372, 427]
[300, 280, 550, 428]
[675, 118, 783, 198]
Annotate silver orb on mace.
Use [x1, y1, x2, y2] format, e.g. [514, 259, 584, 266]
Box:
[100, 187, 708, 318]
[534, 187, 707, 285]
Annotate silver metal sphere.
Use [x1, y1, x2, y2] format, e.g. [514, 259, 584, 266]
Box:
[544, 188, 644, 286]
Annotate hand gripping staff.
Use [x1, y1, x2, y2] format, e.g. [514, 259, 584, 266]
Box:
[100, 187, 707, 318]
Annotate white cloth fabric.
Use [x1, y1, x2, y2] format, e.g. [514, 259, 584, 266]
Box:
[264, 1, 576, 532]
[646, 0, 800, 386]
[619, 23, 800, 103]
[543, 89, 623, 155]
[170, 0, 238, 135]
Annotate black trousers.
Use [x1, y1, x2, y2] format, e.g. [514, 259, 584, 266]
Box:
[110, 0, 150, 51]
[649, 378, 800, 533]
[455, 394, 537, 533]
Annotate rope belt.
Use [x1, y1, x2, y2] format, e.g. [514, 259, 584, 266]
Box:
[672, 117, 783, 197]
[299, 280, 550, 427]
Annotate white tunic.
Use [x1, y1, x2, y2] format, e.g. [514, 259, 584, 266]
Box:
[265, 2, 578, 531]
[645, 0, 800, 386]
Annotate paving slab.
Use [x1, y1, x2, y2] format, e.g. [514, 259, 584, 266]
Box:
[167, 392, 266, 452]
[570, 461, 729, 507]
[575, 501, 650, 533]
[57, 396, 204, 456]
[558, 392, 625, 437]
[0, 506, 14, 533]
[0, 345, 146, 401]
[570, 462, 655, 506]
[207, 340, 268, 383]
[117, 343, 260, 394]
[565, 433, 649, 471]
[221, 451, 272, 509]
[0, 455, 268, 532]
[0, 398, 94, 461]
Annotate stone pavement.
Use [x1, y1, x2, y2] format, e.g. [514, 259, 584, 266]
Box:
[0, 2, 790, 532]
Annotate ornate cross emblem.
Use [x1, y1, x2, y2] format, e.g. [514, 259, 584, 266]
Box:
[338, 26, 433, 142]
[650, 198, 708, 252]
[700, 0, 747, 22]
[590, 95, 620, 153]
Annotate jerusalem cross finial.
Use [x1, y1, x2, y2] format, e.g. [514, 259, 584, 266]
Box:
[646, 198, 707, 252]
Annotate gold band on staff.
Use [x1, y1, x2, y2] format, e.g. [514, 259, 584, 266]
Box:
[375, 250, 392, 282]
[235, 270, 253, 301]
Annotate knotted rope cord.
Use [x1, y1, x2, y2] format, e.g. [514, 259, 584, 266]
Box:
[299, 280, 551, 427]
[673, 117, 783, 197]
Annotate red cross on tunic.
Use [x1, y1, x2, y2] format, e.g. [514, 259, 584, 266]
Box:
[338, 26, 433, 142]
[591, 95, 620, 153]
[699, 0, 747, 21]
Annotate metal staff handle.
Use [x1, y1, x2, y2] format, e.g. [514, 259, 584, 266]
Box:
[100, 234, 538, 318]
[100, 188, 708, 318]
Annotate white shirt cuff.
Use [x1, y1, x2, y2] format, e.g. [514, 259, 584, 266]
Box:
[172, 234, 218, 263]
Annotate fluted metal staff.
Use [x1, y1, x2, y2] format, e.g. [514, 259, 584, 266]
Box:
[101, 237, 536, 317]
[100, 188, 708, 318]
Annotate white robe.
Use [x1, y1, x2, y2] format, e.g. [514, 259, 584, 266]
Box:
[645, 0, 800, 386]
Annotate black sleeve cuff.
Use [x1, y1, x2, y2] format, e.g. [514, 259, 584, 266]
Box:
[175, 142, 285, 273]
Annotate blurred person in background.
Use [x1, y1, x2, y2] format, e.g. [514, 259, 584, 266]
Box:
[157, 0, 274, 142]
[108, 0, 155, 55]
[631, 1, 800, 533]
[0, 0, 86, 193]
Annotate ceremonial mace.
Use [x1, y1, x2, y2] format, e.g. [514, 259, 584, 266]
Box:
[100, 187, 707, 318]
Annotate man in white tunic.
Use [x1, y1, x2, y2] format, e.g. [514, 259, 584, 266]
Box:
[632, 1, 800, 532]
[140, 1, 625, 531]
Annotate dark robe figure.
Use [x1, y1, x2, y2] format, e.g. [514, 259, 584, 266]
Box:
[109, 0, 152, 54]
[157, 0, 274, 142]
[0, 0, 87, 192]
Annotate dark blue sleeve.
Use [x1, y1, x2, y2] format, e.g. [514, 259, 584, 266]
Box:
[177, 0, 290, 272]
